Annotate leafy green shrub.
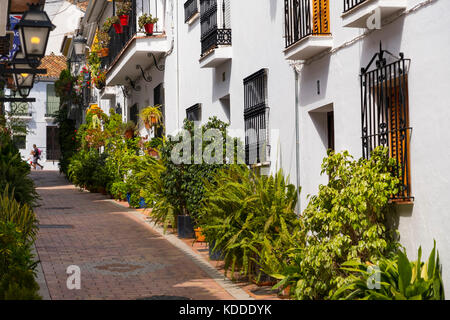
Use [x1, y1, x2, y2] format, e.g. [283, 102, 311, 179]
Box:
[109, 181, 128, 201]
[293, 147, 400, 299]
[198, 165, 301, 281]
[0, 133, 39, 207]
[0, 186, 38, 240]
[68, 150, 111, 192]
[333, 241, 445, 300]
[0, 220, 41, 300]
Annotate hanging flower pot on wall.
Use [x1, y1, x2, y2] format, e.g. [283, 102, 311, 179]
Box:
[119, 15, 129, 26]
[100, 47, 109, 57]
[144, 23, 154, 35]
[113, 23, 123, 34]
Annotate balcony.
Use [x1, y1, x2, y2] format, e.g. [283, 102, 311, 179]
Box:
[284, 0, 333, 61]
[342, 0, 407, 28]
[185, 0, 200, 24]
[101, 0, 170, 86]
[199, 0, 232, 69]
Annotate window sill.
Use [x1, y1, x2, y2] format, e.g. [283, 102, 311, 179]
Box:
[389, 198, 415, 206]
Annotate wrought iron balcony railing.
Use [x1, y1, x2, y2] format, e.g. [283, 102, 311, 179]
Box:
[284, 0, 331, 48]
[101, 0, 162, 70]
[185, 0, 199, 23]
[200, 0, 231, 56]
[343, 0, 368, 12]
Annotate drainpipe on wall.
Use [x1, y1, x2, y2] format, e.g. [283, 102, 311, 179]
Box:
[294, 67, 301, 215]
[175, 0, 180, 129]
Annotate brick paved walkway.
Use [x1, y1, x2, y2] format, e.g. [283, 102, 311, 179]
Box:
[32, 171, 236, 300]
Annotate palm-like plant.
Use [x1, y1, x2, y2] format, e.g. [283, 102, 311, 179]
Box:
[197, 165, 301, 281]
[332, 241, 445, 300]
[0, 186, 38, 241]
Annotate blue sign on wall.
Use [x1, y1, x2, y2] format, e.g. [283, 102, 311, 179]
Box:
[0, 15, 22, 61]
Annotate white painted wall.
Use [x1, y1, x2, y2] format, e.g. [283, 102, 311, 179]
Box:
[296, 0, 450, 296]
[45, 0, 85, 55]
[7, 81, 60, 170]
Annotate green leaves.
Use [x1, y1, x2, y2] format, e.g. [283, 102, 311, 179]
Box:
[197, 165, 301, 282]
[333, 241, 445, 300]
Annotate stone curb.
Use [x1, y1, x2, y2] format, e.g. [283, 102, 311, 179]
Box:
[32, 243, 51, 300]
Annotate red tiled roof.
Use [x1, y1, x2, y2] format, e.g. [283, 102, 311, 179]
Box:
[38, 53, 67, 80]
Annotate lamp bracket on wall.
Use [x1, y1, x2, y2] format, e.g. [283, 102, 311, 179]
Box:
[136, 64, 152, 83]
[125, 76, 141, 92]
[147, 52, 165, 72]
[121, 85, 131, 98]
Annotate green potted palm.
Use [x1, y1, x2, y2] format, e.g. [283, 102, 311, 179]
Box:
[117, 1, 132, 26]
[138, 13, 159, 35]
[139, 105, 163, 130]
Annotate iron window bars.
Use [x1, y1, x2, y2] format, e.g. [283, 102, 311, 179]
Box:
[185, 0, 199, 23]
[360, 45, 413, 201]
[284, 0, 331, 49]
[186, 103, 202, 122]
[200, 0, 231, 56]
[343, 0, 368, 13]
[244, 69, 270, 165]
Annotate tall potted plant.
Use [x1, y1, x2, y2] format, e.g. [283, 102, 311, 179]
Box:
[117, 1, 132, 26]
[138, 13, 158, 36]
[139, 105, 163, 130]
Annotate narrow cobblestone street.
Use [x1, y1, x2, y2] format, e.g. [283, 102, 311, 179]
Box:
[31, 170, 237, 300]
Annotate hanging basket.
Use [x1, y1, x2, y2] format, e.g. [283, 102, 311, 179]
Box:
[119, 15, 129, 26]
[144, 23, 154, 35]
[113, 23, 123, 34]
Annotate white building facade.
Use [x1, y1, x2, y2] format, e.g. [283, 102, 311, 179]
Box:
[71, 0, 450, 296]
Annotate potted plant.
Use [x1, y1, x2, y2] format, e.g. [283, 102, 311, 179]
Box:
[109, 16, 122, 34]
[144, 137, 162, 158]
[102, 17, 115, 32]
[194, 227, 206, 242]
[97, 30, 110, 56]
[93, 70, 106, 90]
[117, 1, 132, 26]
[138, 13, 158, 35]
[123, 120, 137, 139]
[139, 105, 163, 130]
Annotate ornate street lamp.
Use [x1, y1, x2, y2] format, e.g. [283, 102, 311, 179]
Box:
[73, 33, 87, 56]
[11, 49, 35, 98]
[14, 3, 55, 60]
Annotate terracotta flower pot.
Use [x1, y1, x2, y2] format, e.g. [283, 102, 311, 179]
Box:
[150, 115, 158, 125]
[147, 148, 159, 158]
[194, 227, 206, 242]
[125, 130, 134, 139]
[100, 47, 109, 57]
[119, 15, 129, 26]
[113, 23, 123, 34]
[144, 23, 154, 35]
